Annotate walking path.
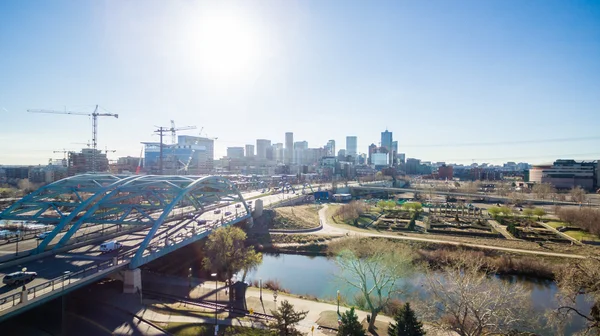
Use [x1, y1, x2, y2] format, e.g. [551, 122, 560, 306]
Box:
[311, 205, 588, 259]
[122, 272, 453, 336]
[488, 219, 516, 240]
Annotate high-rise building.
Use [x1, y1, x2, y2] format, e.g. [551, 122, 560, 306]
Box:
[285, 132, 294, 164]
[293, 141, 308, 164]
[337, 149, 346, 161]
[272, 143, 284, 162]
[398, 153, 406, 164]
[381, 130, 393, 151]
[391, 141, 398, 165]
[256, 139, 271, 159]
[142, 135, 214, 174]
[325, 140, 336, 156]
[245, 144, 254, 157]
[346, 136, 357, 161]
[368, 143, 377, 165]
[227, 147, 244, 159]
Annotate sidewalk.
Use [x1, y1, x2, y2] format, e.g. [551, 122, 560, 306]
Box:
[135, 272, 452, 335]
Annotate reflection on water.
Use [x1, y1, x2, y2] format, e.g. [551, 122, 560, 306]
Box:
[246, 253, 590, 335]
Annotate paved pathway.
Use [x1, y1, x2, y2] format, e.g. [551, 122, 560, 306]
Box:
[488, 219, 516, 240]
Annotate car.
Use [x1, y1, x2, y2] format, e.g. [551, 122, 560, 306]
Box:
[214, 209, 221, 214]
[235, 204, 241, 208]
[3, 271, 37, 286]
[36, 231, 52, 240]
[197, 219, 207, 225]
[224, 211, 232, 216]
[248, 200, 253, 204]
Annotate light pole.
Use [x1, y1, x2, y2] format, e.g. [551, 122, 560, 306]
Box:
[211, 273, 218, 335]
[273, 290, 278, 309]
[188, 267, 192, 289]
[259, 278, 262, 302]
[337, 290, 340, 316]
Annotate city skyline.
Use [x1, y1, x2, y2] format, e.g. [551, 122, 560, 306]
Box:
[1, 1, 599, 165]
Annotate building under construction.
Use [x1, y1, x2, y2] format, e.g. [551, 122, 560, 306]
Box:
[143, 135, 214, 174]
[68, 149, 109, 176]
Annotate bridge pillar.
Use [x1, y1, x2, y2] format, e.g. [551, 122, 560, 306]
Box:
[253, 199, 263, 218]
[123, 268, 142, 294]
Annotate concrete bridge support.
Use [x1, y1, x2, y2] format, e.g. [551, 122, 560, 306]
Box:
[123, 268, 142, 294]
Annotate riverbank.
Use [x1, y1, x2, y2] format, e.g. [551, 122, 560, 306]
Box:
[252, 233, 563, 280]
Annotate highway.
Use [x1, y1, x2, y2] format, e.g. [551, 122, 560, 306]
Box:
[0, 186, 313, 313]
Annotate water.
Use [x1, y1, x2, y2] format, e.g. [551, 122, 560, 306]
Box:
[246, 253, 590, 334]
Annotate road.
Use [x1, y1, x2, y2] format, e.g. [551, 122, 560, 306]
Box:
[0, 186, 316, 309]
[316, 205, 588, 259]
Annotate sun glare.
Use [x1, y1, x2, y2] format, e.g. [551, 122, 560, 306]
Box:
[185, 9, 263, 80]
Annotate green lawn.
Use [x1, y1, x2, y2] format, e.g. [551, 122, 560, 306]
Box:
[165, 323, 265, 336]
[546, 221, 600, 242]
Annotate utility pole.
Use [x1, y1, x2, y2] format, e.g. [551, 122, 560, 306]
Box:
[154, 126, 169, 175]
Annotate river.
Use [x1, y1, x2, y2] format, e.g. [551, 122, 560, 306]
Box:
[245, 253, 590, 335]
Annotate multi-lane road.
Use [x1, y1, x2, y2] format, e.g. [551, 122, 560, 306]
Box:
[0, 186, 313, 309]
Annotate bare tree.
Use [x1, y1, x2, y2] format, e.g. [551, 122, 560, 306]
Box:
[570, 186, 587, 204]
[532, 183, 555, 200]
[329, 238, 413, 332]
[552, 258, 600, 334]
[419, 255, 534, 336]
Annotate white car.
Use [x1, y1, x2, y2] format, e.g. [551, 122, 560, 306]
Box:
[36, 231, 52, 240]
[100, 241, 122, 253]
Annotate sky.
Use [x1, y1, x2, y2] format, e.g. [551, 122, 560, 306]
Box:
[1, 0, 599, 166]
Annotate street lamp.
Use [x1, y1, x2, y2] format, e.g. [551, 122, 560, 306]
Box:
[259, 278, 262, 302]
[211, 273, 218, 335]
[337, 290, 341, 316]
[188, 267, 192, 289]
[273, 290, 278, 309]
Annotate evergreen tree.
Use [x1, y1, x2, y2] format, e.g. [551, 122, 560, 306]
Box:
[268, 300, 308, 336]
[337, 307, 366, 336]
[388, 302, 425, 336]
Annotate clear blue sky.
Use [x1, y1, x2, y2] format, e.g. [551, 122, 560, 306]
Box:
[1, 0, 599, 165]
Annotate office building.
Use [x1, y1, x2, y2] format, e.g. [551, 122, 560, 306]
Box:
[256, 139, 271, 159]
[245, 144, 254, 157]
[381, 130, 393, 151]
[227, 147, 245, 159]
[346, 136, 357, 160]
[529, 159, 599, 190]
[438, 164, 454, 180]
[143, 135, 214, 174]
[368, 143, 377, 165]
[293, 141, 308, 165]
[372, 153, 388, 168]
[272, 143, 284, 162]
[285, 132, 294, 164]
[337, 149, 346, 161]
[398, 153, 406, 164]
[325, 140, 336, 156]
[391, 141, 398, 165]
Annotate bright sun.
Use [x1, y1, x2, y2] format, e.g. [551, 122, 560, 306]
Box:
[185, 9, 263, 79]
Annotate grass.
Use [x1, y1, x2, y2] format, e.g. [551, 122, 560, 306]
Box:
[546, 221, 600, 242]
[164, 323, 265, 336]
[271, 205, 321, 230]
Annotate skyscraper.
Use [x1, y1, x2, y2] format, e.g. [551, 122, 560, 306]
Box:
[392, 140, 398, 165]
[272, 143, 284, 162]
[325, 140, 336, 156]
[346, 136, 357, 161]
[285, 132, 293, 164]
[381, 130, 393, 166]
[256, 139, 271, 159]
[245, 144, 254, 157]
[227, 147, 245, 159]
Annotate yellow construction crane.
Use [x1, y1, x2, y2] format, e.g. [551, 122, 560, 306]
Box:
[28, 105, 118, 172]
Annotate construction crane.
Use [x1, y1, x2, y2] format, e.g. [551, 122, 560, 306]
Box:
[28, 105, 118, 172]
[169, 120, 196, 145]
[153, 123, 196, 175]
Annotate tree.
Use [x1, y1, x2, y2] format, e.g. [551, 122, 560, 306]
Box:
[268, 300, 308, 336]
[388, 302, 425, 336]
[499, 206, 513, 216]
[532, 183, 555, 200]
[240, 249, 263, 283]
[329, 238, 413, 332]
[552, 258, 600, 334]
[203, 226, 262, 302]
[487, 206, 501, 217]
[419, 255, 533, 336]
[523, 208, 534, 217]
[533, 208, 546, 220]
[570, 186, 587, 203]
[338, 307, 366, 336]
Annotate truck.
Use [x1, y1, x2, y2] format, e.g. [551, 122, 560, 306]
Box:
[99, 241, 122, 253]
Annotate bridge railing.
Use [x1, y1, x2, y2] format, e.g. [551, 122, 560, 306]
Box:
[0, 250, 134, 314]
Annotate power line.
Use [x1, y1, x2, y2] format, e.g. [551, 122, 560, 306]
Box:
[401, 136, 600, 148]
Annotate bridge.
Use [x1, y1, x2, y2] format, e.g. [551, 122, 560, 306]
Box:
[0, 174, 319, 322]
